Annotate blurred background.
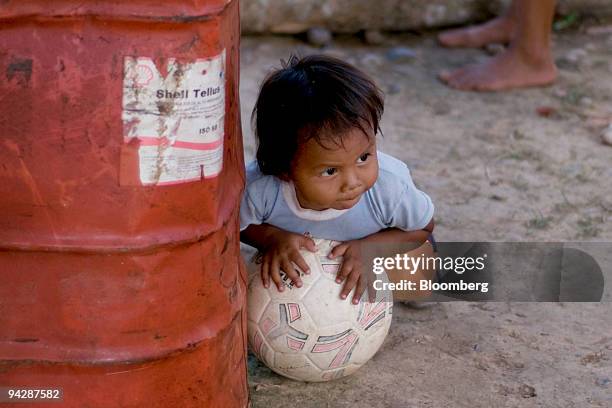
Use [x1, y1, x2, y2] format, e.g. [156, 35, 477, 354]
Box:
[241, 0, 612, 34]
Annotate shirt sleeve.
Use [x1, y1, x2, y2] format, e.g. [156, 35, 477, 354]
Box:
[239, 188, 264, 231]
[388, 176, 435, 231]
[239, 161, 279, 231]
[372, 161, 434, 231]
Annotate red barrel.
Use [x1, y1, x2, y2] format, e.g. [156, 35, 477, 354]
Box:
[0, 1, 247, 406]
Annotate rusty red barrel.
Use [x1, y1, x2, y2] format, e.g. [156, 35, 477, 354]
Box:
[0, 1, 247, 406]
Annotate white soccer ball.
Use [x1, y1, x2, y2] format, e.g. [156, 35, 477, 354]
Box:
[246, 238, 393, 382]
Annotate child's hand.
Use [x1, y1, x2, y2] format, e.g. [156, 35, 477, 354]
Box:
[329, 240, 374, 304]
[261, 230, 316, 292]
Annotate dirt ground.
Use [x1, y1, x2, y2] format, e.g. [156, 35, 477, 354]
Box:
[239, 28, 612, 407]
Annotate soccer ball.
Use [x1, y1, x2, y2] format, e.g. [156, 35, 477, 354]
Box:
[246, 238, 393, 382]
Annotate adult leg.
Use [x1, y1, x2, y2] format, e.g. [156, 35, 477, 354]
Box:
[438, 1, 518, 48]
[439, 0, 557, 91]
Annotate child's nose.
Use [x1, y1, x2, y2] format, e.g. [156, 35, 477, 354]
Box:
[341, 172, 361, 193]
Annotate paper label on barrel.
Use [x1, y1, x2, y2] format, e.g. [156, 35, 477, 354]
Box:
[122, 51, 225, 186]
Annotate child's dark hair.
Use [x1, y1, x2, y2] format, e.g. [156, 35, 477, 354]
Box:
[252, 54, 384, 176]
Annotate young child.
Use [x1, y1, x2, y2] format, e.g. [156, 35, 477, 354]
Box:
[240, 54, 434, 304]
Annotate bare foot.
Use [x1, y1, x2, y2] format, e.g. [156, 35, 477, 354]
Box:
[438, 48, 557, 91]
[438, 17, 514, 48]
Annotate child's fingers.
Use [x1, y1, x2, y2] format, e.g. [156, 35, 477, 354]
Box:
[340, 269, 359, 300]
[290, 251, 310, 275]
[269, 258, 284, 292]
[328, 242, 349, 259]
[335, 261, 353, 284]
[300, 236, 316, 252]
[351, 276, 367, 305]
[281, 258, 302, 288]
[261, 258, 270, 288]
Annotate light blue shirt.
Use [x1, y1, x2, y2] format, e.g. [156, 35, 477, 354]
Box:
[240, 151, 434, 241]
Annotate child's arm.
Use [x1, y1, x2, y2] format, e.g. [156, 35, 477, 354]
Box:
[329, 219, 435, 303]
[241, 224, 316, 292]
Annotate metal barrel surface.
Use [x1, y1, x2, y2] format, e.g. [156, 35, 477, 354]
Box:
[0, 0, 248, 406]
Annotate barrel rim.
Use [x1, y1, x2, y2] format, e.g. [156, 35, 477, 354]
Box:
[0, 0, 233, 22]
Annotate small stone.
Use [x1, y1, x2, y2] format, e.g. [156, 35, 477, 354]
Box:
[556, 57, 579, 72]
[579, 96, 594, 107]
[595, 377, 611, 388]
[536, 106, 557, 118]
[361, 52, 384, 67]
[485, 43, 505, 55]
[518, 384, 537, 398]
[565, 48, 588, 63]
[386, 46, 417, 62]
[363, 30, 386, 45]
[386, 83, 401, 95]
[306, 27, 332, 47]
[432, 101, 451, 115]
[511, 129, 525, 140]
[601, 124, 612, 146]
[552, 87, 568, 98]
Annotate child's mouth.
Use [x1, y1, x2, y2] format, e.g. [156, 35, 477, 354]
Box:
[340, 194, 361, 203]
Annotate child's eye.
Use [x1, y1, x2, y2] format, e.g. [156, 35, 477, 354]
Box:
[357, 153, 371, 164]
[320, 168, 337, 177]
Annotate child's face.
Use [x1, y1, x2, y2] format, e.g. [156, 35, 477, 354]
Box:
[288, 127, 378, 211]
